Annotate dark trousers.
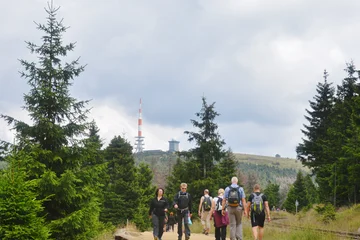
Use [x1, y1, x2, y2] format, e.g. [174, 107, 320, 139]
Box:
[177, 210, 190, 239]
[215, 226, 227, 240]
[152, 214, 165, 239]
[166, 223, 174, 232]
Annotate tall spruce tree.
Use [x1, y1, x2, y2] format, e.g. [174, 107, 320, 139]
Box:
[100, 136, 139, 225]
[184, 96, 226, 178]
[296, 70, 335, 169]
[296, 70, 335, 202]
[282, 185, 297, 213]
[283, 171, 308, 213]
[0, 3, 103, 239]
[167, 96, 228, 215]
[326, 62, 360, 205]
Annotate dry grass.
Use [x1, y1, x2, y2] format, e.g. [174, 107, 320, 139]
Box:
[280, 204, 360, 233]
[191, 207, 359, 240]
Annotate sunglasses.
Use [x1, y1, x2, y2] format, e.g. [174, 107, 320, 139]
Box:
[181, 188, 187, 190]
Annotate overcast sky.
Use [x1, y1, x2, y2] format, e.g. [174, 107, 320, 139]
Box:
[1, 0, 359, 158]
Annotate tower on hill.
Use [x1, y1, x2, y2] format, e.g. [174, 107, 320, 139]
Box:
[135, 98, 145, 153]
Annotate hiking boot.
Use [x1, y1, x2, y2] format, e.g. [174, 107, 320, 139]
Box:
[202, 229, 206, 234]
[185, 235, 190, 240]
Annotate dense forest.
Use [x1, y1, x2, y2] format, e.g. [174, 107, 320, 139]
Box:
[0, 3, 359, 240]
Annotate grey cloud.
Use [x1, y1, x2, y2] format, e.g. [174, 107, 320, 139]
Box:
[3, 0, 360, 157]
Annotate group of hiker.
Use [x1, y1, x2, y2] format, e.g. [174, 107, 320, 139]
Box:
[148, 176, 271, 240]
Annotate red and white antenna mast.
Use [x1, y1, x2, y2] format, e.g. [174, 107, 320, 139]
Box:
[135, 98, 145, 153]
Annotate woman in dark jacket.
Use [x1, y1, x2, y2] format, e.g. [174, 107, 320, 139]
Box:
[149, 188, 169, 240]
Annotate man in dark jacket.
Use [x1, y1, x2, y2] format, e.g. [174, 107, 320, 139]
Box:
[173, 183, 192, 240]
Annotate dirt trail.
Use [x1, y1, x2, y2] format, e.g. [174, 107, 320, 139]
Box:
[115, 227, 214, 240]
[142, 231, 213, 240]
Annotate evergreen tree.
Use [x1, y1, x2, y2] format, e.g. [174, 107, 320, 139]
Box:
[0, 151, 50, 239]
[133, 163, 156, 231]
[165, 157, 190, 203]
[0, 4, 103, 239]
[296, 69, 336, 203]
[176, 96, 227, 213]
[303, 174, 319, 205]
[282, 185, 297, 213]
[184, 96, 226, 178]
[326, 62, 360, 205]
[100, 136, 139, 225]
[263, 183, 280, 208]
[283, 171, 308, 213]
[293, 172, 308, 208]
[217, 149, 237, 189]
[245, 172, 259, 196]
[297, 70, 335, 169]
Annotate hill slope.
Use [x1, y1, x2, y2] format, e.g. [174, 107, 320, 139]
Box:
[134, 151, 309, 190]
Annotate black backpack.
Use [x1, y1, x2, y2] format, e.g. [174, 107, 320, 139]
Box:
[178, 192, 189, 209]
[202, 196, 212, 211]
[215, 196, 223, 212]
[227, 186, 241, 207]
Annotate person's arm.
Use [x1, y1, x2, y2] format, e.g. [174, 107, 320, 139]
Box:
[198, 196, 203, 216]
[221, 188, 228, 216]
[209, 197, 216, 219]
[242, 197, 247, 217]
[188, 194, 192, 214]
[164, 198, 169, 212]
[265, 201, 271, 222]
[173, 192, 179, 208]
[149, 198, 154, 217]
[246, 200, 251, 219]
[240, 188, 248, 217]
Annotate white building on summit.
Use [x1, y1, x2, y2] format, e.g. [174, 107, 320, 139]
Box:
[168, 139, 179, 153]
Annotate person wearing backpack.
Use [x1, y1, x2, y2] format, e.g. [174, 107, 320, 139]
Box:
[173, 183, 192, 240]
[246, 184, 271, 240]
[222, 176, 248, 240]
[149, 188, 169, 240]
[198, 189, 213, 235]
[210, 188, 229, 240]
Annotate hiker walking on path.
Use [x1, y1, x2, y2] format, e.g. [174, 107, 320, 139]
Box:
[246, 184, 271, 240]
[167, 212, 176, 232]
[210, 188, 229, 240]
[149, 188, 169, 240]
[173, 183, 192, 240]
[198, 189, 213, 235]
[222, 176, 248, 240]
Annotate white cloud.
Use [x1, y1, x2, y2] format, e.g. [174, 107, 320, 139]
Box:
[89, 98, 193, 152]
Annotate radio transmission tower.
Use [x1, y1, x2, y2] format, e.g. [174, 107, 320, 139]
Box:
[135, 98, 145, 153]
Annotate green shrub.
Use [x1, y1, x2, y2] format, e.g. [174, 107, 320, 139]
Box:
[315, 204, 336, 223]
